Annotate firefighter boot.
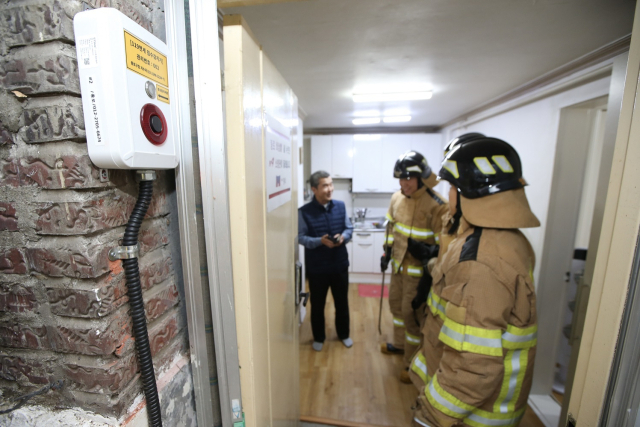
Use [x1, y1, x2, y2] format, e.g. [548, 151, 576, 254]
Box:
[380, 343, 404, 355]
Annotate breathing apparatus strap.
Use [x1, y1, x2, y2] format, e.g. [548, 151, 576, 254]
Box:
[447, 191, 462, 235]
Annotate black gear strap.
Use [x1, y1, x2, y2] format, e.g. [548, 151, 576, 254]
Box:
[448, 191, 462, 235]
[426, 188, 444, 205]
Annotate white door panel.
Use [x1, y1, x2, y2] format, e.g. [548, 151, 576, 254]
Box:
[353, 140, 382, 192]
[332, 134, 354, 178]
[311, 135, 332, 174]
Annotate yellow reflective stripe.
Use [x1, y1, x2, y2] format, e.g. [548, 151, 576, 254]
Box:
[393, 222, 435, 240]
[393, 317, 405, 327]
[494, 349, 528, 414]
[411, 352, 429, 384]
[386, 235, 395, 244]
[492, 155, 514, 173]
[426, 374, 475, 419]
[391, 257, 401, 273]
[443, 160, 459, 179]
[502, 324, 537, 350]
[394, 222, 412, 237]
[474, 157, 497, 175]
[465, 407, 525, 427]
[407, 265, 424, 277]
[439, 317, 503, 357]
[427, 290, 446, 320]
[435, 233, 440, 244]
[511, 350, 528, 413]
[386, 212, 393, 221]
[410, 226, 434, 239]
[405, 331, 420, 345]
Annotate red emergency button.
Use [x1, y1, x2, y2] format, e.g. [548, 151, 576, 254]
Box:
[140, 104, 168, 146]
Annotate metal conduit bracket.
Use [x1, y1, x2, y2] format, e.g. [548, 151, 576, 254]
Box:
[137, 170, 157, 181]
[108, 244, 140, 261]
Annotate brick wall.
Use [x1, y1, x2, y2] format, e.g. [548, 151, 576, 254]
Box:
[0, 0, 191, 418]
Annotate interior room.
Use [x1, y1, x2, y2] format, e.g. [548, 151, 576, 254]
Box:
[218, 1, 634, 426]
[2, 1, 640, 427]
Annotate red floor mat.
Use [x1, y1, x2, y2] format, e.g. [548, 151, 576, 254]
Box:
[358, 283, 388, 298]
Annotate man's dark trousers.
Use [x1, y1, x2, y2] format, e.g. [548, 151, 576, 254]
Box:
[308, 268, 349, 343]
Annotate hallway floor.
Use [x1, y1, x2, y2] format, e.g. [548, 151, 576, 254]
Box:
[299, 284, 546, 427]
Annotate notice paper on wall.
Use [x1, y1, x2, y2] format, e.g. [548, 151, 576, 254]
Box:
[265, 114, 292, 212]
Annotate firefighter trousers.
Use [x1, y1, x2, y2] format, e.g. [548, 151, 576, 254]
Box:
[389, 272, 423, 367]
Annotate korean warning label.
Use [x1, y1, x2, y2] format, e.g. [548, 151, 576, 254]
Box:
[124, 31, 169, 87]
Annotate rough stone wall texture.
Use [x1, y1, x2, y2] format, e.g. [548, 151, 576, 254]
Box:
[0, 0, 193, 421]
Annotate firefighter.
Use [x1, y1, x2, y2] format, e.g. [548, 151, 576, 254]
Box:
[412, 136, 540, 427]
[407, 132, 487, 391]
[380, 151, 449, 383]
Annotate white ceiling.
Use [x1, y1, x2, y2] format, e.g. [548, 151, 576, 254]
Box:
[222, 0, 636, 131]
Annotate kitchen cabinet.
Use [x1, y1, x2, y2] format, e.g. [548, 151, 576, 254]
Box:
[311, 135, 332, 174]
[331, 135, 354, 178]
[346, 241, 353, 273]
[379, 134, 412, 192]
[313, 133, 442, 192]
[412, 134, 443, 173]
[352, 139, 382, 192]
[352, 231, 376, 272]
[311, 135, 354, 178]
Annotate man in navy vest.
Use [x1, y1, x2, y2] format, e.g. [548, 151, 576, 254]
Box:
[299, 170, 354, 351]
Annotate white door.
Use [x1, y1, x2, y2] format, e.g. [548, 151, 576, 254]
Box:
[311, 135, 332, 174]
[332, 135, 354, 178]
[223, 17, 299, 427]
[565, 4, 640, 425]
[353, 139, 382, 192]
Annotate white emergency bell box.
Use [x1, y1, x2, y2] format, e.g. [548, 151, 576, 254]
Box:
[74, 8, 178, 169]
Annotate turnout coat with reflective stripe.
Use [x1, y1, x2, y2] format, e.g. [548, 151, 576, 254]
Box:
[414, 218, 537, 427]
[385, 186, 448, 275]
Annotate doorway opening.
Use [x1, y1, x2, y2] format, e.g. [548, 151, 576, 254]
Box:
[529, 95, 611, 426]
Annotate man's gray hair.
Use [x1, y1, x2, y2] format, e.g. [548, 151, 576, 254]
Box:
[309, 170, 330, 188]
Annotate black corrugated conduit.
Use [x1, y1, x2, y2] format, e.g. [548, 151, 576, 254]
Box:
[121, 176, 162, 427]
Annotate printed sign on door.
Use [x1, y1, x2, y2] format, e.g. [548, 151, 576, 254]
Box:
[265, 114, 292, 212]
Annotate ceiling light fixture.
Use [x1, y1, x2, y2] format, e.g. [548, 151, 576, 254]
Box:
[352, 117, 381, 125]
[383, 116, 412, 123]
[353, 134, 381, 141]
[353, 91, 432, 103]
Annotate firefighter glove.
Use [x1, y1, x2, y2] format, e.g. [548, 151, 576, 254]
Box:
[380, 246, 392, 272]
[412, 271, 433, 310]
[407, 238, 439, 265]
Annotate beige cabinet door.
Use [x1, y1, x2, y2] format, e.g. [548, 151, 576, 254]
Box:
[224, 15, 300, 427]
[565, 3, 640, 426]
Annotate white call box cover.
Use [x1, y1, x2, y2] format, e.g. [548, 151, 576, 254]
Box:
[74, 8, 179, 170]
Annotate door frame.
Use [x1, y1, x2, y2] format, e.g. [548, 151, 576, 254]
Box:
[566, 3, 640, 425]
[179, 1, 244, 426]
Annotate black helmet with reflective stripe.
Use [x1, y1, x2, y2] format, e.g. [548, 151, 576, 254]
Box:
[394, 151, 432, 179]
[443, 132, 485, 156]
[438, 137, 526, 199]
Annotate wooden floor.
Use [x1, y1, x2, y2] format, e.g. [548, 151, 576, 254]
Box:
[299, 285, 545, 427]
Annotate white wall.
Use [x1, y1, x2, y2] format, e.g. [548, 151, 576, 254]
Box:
[442, 74, 611, 285]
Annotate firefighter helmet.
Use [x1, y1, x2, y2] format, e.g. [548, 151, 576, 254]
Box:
[443, 132, 485, 156]
[393, 151, 432, 179]
[439, 136, 539, 229]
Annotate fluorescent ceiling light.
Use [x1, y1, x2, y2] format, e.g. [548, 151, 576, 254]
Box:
[353, 109, 381, 117]
[353, 134, 381, 141]
[353, 91, 432, 103]
[352, 117, 381, 125]
[384, 108, 411, 117]
[383, 116, 412, 123]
